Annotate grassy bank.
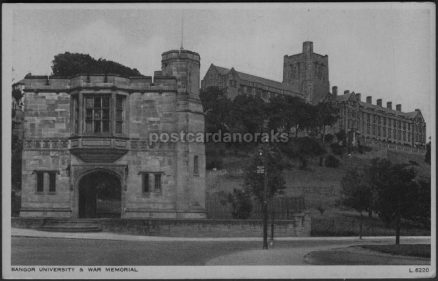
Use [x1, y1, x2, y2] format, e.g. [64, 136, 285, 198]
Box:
[361, 244, 431, 258]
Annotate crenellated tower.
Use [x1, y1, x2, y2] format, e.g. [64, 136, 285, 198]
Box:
[161, 49, 206, 218]
[283, 41, 329, 104]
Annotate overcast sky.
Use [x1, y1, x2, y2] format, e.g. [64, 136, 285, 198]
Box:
[6, 3, 435, 137]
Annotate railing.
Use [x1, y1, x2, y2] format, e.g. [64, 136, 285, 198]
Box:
[206, 194, 305, 219]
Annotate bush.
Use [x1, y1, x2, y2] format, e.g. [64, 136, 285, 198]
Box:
[325, 154, 340, 168]
[330, 143, 345, 156]
[11, 190, 21, 217]
[206, 155, 224, 170]
[228, 189, 253, 219]
[324, 134, 334, 144]
[409, 160, 419, 166]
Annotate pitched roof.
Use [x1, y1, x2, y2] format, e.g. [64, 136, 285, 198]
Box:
[211, 64, 286, 90]
[335, 93, 354, 102]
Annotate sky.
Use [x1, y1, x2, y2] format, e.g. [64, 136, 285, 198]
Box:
[5, 3, 435, 138]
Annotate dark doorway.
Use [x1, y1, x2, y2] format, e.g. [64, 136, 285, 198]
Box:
[78, 171, 121, 218]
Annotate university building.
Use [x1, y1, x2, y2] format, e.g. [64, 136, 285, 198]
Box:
[14, 49, 207, 219]
[201, 41, 328, 104]
[201, 41, 426, 148]
[327, 87, 427, 148]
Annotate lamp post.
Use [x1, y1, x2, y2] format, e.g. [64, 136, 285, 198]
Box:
[262, 119, 269, 249]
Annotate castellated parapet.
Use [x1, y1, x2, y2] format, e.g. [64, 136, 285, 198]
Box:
[16, 49, 206, 219]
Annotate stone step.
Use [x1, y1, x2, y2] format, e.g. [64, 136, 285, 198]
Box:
[38, 225, 102, 232]
[39, 219, 103, 232]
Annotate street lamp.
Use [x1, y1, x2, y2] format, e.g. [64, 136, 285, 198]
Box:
[262, 120, 269, 249]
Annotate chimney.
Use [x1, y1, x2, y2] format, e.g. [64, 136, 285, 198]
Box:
[396, 104, 402, 111]
[303, 41, 313, 55]
[332, 86, 338, 97]
[366, 96, 372, 104]
[387, 102, 392, 110]
[376, 99, 382, 107]
[344, 90, 350, 95]
[356, 93, 361, 101]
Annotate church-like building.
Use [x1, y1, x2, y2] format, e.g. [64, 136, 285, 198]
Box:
[14, 49, 207, 219]
[201, 41, 427, 149]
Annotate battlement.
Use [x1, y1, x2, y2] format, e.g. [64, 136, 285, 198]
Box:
[19, 73, 177, 92]
[161, 49, 200, 64]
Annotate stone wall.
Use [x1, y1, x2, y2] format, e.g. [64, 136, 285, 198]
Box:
[12, 214, 311, 237]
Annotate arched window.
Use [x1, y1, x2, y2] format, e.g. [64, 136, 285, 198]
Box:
[194, 155, 199, 176]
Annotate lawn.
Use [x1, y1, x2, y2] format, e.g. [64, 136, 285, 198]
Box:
[360, 244, 431, 258]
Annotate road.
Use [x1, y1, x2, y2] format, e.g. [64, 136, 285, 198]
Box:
[11, 234, 430, 266]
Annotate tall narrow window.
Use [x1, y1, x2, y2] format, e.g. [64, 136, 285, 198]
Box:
[49, 172, 56, 192]
[142, 173, 150, 193]
[72, 95, 79, 134]
[194, 155, 199, 176]
[85, 95, 110, 134]
[36, 172, 44, 192]
[115, 95, 125, 134]
[154, 174, 162, 192]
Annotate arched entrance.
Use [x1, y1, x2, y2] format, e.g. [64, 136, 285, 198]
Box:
[78, 170, 121, 218]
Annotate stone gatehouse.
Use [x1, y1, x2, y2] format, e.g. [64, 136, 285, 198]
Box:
[14, 49, 206, 219]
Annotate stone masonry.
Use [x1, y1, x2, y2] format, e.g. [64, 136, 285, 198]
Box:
[16, 49, 207, 219]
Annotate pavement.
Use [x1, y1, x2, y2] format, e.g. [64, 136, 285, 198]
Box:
[11, 227, 431, 265]
[11, 227, 431, 243]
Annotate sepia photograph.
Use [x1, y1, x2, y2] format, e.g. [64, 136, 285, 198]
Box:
[2, 2, 436, 279]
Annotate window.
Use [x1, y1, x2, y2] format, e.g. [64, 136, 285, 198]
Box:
[72, 95, 79, 134]
[85, 96, 110, 133]
[141, 172, 163, 193]
[35, 170, 57, 193]
[36, 172, 44, 192]
[194, 155, 199, 176]
[154, 174, 161, 191]
[73, 94, 126, 136]
[142, 173, 150, 193]
[49, 172, 56, 192]
[115, 95, 125, 134]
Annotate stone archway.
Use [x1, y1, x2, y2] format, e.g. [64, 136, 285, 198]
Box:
[78, 170, 122, 218]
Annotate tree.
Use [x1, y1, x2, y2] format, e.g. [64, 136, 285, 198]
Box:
[51, 52, 142, 77]
[278, 137, 326, 169]
[313, 102, 339, 142]
[413, 177, 431, 228]
[366, 158, 420, 245]
[425, 140, 431, 164]
[199, 87, 233, 133]
[341, 168, 373, 238]
[228, 189, 253, 219]
[243, 146, 286, 202]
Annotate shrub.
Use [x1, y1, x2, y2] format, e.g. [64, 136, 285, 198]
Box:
[325, 154, 340, 168]
[324, 134, 334, 144]
[330, 143, 344, 156]
[206, 156, 224, 170]
[409, 160, 419, 166]
[228, 189, 253, 219]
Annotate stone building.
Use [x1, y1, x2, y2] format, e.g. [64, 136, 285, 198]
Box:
[201, 41, 426, 148]
[201, 41, 329, 104]
[15, 49, 207, 219]
[327, 86, 427, 148]
[201, 64, 302, 101]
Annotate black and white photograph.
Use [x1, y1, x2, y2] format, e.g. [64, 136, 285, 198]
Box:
[2, 2, 435, 279]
